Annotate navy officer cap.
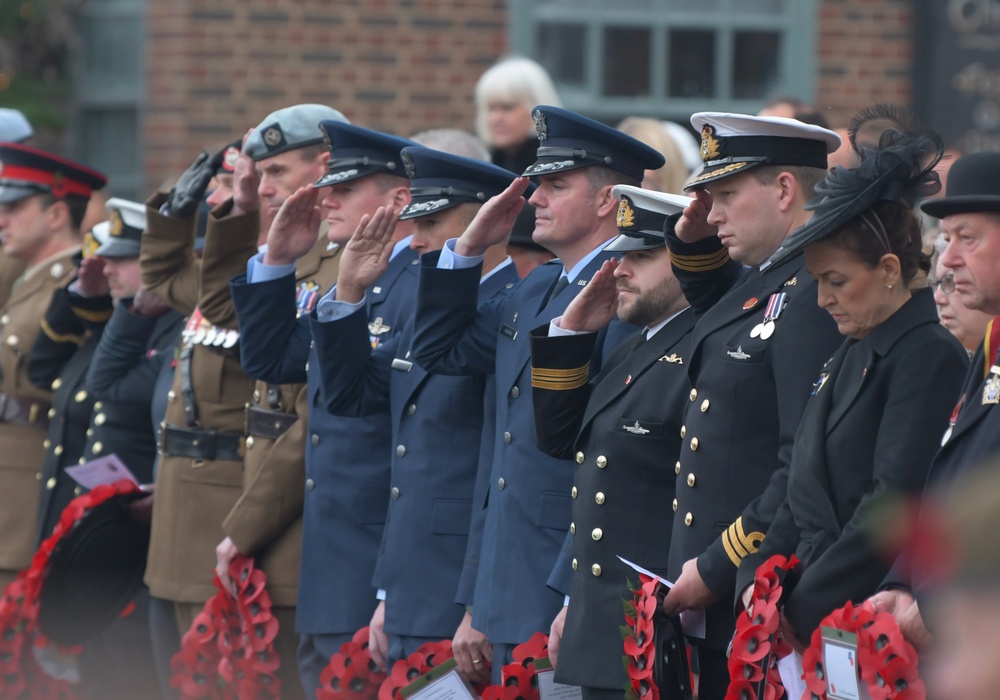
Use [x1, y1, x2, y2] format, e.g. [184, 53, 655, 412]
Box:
[313, 122, 416, 188]
[0, 142, 106, 205]
[523, 105, 665, 181]
[398, 147, 525, 220]
[94, 198, 146, 258]
[686, 112, 840, 190]
[605, 185, 693, 252]
[244, 104, 348, 162]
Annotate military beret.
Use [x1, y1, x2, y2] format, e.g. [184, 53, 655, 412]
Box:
[244, 104, 348, 161]
[686, 112, 840, 189]
[523, 105, 665, 181]
[0, 142, 106, 205]
[399, 146, 524, 220]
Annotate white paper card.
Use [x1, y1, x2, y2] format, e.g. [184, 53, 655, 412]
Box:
[65, 454, 138, 490]
[536, 667, 583, 700]
[823, 629, 862, 700]
[615, 555, 706, 639]
[777, 651, 808, 700]
[402, 668, 475, 700]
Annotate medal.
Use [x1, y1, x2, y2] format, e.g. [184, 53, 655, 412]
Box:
[751, 292, 786, 340]
[984, 366, 1000, 405]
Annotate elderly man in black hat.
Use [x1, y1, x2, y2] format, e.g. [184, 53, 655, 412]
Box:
[655, 112, 844, 698]
[869, 151, 1000, 650]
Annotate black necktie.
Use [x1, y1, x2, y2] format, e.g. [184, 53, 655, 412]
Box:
[544, 275, 569, 308]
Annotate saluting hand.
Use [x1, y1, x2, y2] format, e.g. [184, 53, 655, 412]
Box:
[335, 206, 399, 304]
[454, 177, 530, 258]
[75, 256, 109, 298]
[262, 186, 323, 267]
[232, 129, 261, 216]
[557, 258, 620, 333]
[675, 189, 717, 244]
[131, 287, 171, 318]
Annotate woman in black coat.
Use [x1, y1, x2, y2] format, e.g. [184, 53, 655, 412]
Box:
[734, 129, 969, 648]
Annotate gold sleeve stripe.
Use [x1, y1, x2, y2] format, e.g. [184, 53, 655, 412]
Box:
[70, 306, 114, 323]
[722, 529, 742, 567]
[726, 523, 749, 559]
[735, 517, 765, 555]
[40, 319, 84, 345]
[531, 364, 589, 391]
[669, 247, 731, 272]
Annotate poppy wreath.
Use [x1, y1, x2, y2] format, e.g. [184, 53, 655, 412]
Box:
[481, 632, 550, 700]
[378, 638, 459, 700]
[622, 574, 661, 700]
[726, 554, 799, 700]
[0, 479, 143, 699]
[316, 626, 387, 700]
[801, 601, 925, 700]
[170, 554, 281, 699]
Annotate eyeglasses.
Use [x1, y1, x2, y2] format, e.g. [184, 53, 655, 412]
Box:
[934, 273, 956, 295]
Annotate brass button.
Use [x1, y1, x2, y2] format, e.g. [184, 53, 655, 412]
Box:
[94, 413, 106, 426]
[407, 404, 416, 415]
[6, 334, 18, 347]
[680, 425, 686, 438]
[74, 486, 82, 496]
[47, 407, 56, 419]
[51, 378, 62, 391]
[595, 492, 605, 505]
[312, 434, 321, 447]
[391, 486, 400, 500]
[94, 401, 103, 410]
[675, 460, 681, 475]
[253, 390, 261, 403]
[571, 486, 578, 499]
[570, 522, 576, 535]
[167, 390, 176, 401]
[86, 428, 94, 438]
[92, 441, 103, 455]
[690, 437, 699, 451]
[572, 558, 578, 571]
[246, 435, 255, 449]
[503, 432, 512, 444]
[684, 512, 693, 526]
[43, 439, 50, 449]
[591, 528, 603, 541]
[0, 314, 8, 325]
[672, 498, 678, 512]
[75, 390, 88, 403]
[701, 399, 710, 412]
[53, 445, 63, 456]
[591, 563, 602, 577]
[78, 458, 86, 465]
[510, 386, 520, 398]
[35, 472, 42, 481]
[687, 473, 696, 487]
[596, 455, 607, 469]
[46, 477, 56, 490]
[395, 444, 405, 457]
[306, 479, 315, 491]
[575, 451, 584, 464]
[689, 388, 697, 402]
[497, 477, 506, 490]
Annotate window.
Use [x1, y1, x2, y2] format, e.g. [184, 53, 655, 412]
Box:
[71, 0, 145, 202]
[510, 0, 816, 122]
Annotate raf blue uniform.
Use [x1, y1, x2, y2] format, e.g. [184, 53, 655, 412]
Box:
[411, 107, 661, 662]
[232, 119, 418, 694]
[311, 147, 525, 664]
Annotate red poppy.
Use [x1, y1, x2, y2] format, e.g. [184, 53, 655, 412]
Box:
[511, 631, 549, 668]
[725, 679, 759, 700]
[379, 652, 427, 700]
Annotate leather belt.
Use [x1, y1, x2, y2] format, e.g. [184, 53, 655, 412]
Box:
[0, 393, 50, 429]
[245, 404, 298, 440]
[161, 425, 243, 462]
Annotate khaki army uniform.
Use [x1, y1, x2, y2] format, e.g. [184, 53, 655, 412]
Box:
[0, 248, 77, 577]
[0, 250, 27, 309]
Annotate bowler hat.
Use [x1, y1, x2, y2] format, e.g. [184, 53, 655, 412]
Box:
[921, 151, 1000, 219]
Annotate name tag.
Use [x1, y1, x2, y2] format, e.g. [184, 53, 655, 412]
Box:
[391, 358, 413, 372]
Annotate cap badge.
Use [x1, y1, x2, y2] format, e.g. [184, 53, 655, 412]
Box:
[700, 125, 721, 162]
[402, 150, 416, 179]
[50, 171, 67, 199]
[222, 146, 240, 171]
[616, 197, 635, 229]
[533, 109, 548, 141]
[263, 127, 283, 147]
[0, 159, 4, 176]
[81, 232, 100, 259]
[109, 210, 124, 238]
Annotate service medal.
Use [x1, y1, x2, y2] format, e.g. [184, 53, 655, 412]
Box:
[984, 367, 1000, 405]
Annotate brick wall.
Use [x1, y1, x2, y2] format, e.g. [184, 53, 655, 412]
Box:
[143, 0, 915, 193]
[143, 0, 508, 194]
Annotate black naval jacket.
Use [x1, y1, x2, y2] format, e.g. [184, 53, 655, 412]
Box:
[734, 288, 967, 642]
[529, 307, 696, 690]
[664, 232, 843, 649]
